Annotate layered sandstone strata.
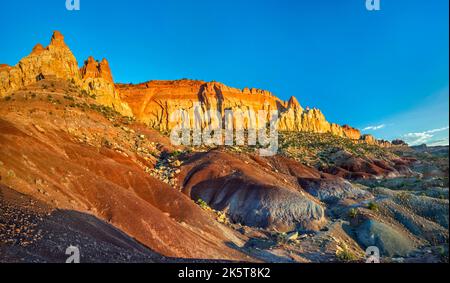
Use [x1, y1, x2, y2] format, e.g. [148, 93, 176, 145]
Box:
[117, 80, 283, 131]
[80, 56, 133, 116]
[117, 80, 363, 141]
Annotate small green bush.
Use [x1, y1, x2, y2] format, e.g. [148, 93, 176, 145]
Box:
[367, 202, 379, 212]
[6, 169, 15, 179]
[348, 208, 358, 218]
[171, 150, 183, 158]
[64, 95, 75, 101]
[197, 198, 209, 210]
[396, 191, 411, 203]
[336, 248, 357, 262]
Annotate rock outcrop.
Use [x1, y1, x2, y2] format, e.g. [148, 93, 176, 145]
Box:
[361, 134, 376, 145]
[360, 134, 391, 148]
[278, 96, 341, 134]
[356, 220, 417, 257]
[392, 139, 408, 146]
[80, 56, 114, 82]
[342, 125, 361, 140]
[0, 31, 80, 96]
[0, 31, 132, 117]
[80, 56, 133, 116]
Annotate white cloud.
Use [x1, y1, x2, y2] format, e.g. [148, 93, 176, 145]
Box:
[363, 124, 386, 131]
[428, 138, 450, 147]
[424, 126, 450, 134]
[402, 126, 449, 146]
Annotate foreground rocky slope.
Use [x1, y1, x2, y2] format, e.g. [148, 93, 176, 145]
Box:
[0, 185, 166, 263]
[175, 145, 448, 262]
[0, 79, 252, 261]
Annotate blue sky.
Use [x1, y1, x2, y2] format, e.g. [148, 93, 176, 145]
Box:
[1, 0, 448, 145]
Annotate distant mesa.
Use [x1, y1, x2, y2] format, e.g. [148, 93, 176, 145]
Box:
[392, 139, 408, 146]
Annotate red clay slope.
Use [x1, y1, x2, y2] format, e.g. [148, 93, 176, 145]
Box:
[0, 79, 251, 261]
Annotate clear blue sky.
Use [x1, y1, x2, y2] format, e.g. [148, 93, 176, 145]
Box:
[1, 0, 448, 145]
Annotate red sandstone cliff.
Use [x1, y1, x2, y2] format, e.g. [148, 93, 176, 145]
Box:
[0, 31, 388, 146]
[116, 80, 366, 141]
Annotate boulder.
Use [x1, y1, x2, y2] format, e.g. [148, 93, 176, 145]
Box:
[356, 220, 417, 257]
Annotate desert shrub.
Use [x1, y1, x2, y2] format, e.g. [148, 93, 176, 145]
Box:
[367, 202, 379, 212]
[6, 170, 15, 179]
[64, 95, 75, 101]
[80, 90, 89, 97]
[171, 150, 183, 158]
[437, 246, 448, 262]
[277, 232, 288, 244]
[197, 198, 209, 210]
[89, 104, 119, 119]
[216, 211, 227, 223]
[396, 191, 412, 203]
[348, 208, 358, 218]
[336, 248, 357, 262]
[101, 137, 113, 149]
